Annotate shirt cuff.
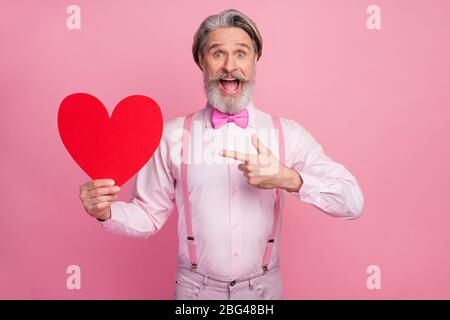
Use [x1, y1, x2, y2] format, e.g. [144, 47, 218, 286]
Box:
[291, 171, 321, 202]
[290, 170, 356, 217]
[97, 202, 122, 231]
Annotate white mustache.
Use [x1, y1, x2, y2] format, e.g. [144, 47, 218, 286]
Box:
[207, 72, 247, 82]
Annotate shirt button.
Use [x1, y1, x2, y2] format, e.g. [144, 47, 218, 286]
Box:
[233, 251, 239, 256]
[230, 280, 236, 286]
[233, 223, 239, 229]
[232, 189, 237, 195]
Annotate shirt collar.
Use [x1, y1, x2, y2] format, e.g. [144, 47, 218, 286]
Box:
[203, 101, 257, 129]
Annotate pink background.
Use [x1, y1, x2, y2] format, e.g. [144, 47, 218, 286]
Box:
[1, 0, 449, 299]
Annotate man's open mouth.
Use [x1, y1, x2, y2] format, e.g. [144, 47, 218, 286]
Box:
[219, 78, 241, 96]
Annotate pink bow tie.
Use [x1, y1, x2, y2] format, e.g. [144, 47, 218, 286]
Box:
[211, 108, 249, 129]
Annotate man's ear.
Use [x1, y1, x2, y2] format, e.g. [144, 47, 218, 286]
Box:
[198, 54, 205, 71]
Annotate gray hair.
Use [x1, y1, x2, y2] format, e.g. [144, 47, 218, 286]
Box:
[192, 9, 263, 69]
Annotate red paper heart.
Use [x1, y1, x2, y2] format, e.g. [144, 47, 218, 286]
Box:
[58, 93, 163, 186]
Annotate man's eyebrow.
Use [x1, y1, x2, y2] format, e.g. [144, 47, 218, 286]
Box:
[207, 42, 251, 51]
[235, 43, 251, 50]
[207, 43, 223, 51]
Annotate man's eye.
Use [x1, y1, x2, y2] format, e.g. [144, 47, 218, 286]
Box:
[238, 51, 246, 57]
[214, 51, 224, 58]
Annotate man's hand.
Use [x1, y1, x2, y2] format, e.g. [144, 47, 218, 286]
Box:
[79, 179, 120, 221]
[219, 134, 303, 192]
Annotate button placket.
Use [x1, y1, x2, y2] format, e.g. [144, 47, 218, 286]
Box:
[228, 125, 242, 277]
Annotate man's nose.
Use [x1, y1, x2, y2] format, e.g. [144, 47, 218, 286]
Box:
[222, 56, 238, 74]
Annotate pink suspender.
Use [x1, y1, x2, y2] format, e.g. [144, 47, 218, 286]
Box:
[181, 113, 285, 273]
[261, 116, 285, 272]
[181, 113, 198, 272]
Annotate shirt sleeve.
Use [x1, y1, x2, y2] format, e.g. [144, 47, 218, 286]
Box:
[283, 119, 364, 219]
[99, 131, 176, 237]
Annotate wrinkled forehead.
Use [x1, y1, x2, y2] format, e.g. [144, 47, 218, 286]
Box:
[206, 27, 254, 51]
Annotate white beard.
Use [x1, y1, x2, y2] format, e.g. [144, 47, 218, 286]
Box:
[203, 69, 256, 115]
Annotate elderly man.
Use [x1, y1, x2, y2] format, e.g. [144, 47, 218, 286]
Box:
[79, 9, 364, 300]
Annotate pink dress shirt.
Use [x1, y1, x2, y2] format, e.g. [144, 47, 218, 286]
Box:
[100, 102, 364, 280]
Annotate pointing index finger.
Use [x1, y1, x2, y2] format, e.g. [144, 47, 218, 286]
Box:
[219, 150, 256, 164]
